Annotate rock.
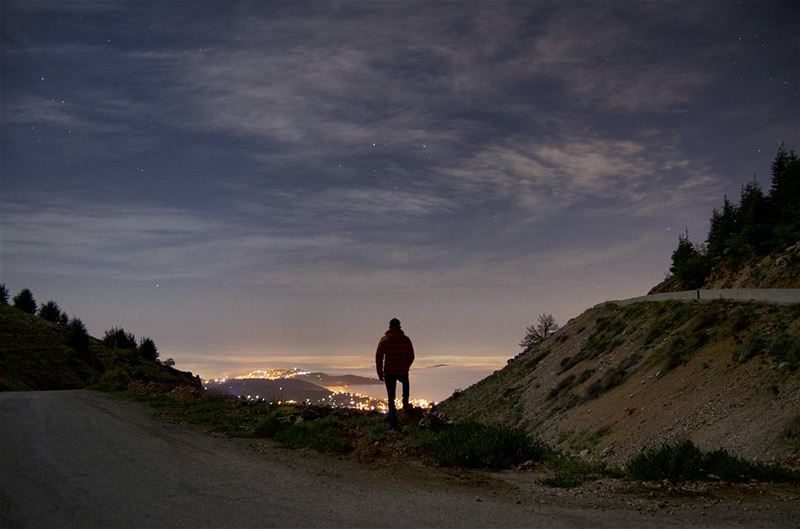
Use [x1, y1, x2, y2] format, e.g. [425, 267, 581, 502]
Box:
[777, 362, 792, 372]
[776, 256, 790, 268]
[579, 449, 589, 458]
[601, 446, 614, 457]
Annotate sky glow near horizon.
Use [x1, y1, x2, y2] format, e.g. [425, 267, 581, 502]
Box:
[1, 1, 798, 386]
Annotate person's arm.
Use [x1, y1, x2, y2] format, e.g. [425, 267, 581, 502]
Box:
[375, 339, 385, 380]
[408, 337, 415, 367]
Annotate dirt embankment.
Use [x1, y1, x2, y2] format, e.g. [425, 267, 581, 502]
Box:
[440, 300, 800, 466]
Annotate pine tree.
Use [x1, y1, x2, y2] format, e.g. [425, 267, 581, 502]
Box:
[0, 283, 8, 304]
[670, 231, 710, 289]
[66, 318, 91, 363]
[138, 337, 159, 361]
[769, 145, 800, 245]
[38, 301, 64, 323]
[12, 288, 37, 314]
[103, 327, 137, 350]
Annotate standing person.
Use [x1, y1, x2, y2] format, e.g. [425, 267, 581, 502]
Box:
[375, 318, 415, 429]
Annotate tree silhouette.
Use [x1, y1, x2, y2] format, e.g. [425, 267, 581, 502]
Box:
[670, 231, 710, 289]
[669, 145, 800, 287]
[103, 327, 137, 350]
[38, 300, 64, 323]
[12, 288, 37, 314]
[519, 313, 559, 352]
[66, 318, 90, 359]
[138, 337, 159, 361]
[0, 283, 8, 305]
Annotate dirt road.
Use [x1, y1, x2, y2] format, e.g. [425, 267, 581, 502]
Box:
[0, 391, 795, 528]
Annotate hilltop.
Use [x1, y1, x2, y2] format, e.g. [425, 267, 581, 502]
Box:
[652, 146, 799, 293]
[439, 299, 800, 465]
[0, 302, 200, 392]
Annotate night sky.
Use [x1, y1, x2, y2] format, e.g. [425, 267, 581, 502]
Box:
[2, 1, 798, 381]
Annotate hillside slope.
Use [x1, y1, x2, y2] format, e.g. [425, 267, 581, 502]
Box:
[0, 303, 200, 391]
[651, 242, 800, 293]
[440, 300, 800, 465]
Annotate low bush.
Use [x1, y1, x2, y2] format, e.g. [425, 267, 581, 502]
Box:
[738, 332, 768, 362]
[628, 440, 799, 483]
[548, 374, 576, 399]
[785, 415, 800, 449]
[94, 367, 131, 392]
[431, 422, 545, 470]
[540, 453, 622, 488]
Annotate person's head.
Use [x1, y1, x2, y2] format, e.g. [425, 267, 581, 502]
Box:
[389, 318, 401, 330]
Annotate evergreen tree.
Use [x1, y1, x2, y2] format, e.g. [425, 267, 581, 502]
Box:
[706, 196, 738, 260]
[58, 311, 70, 327]
[737, 180, 771, 254]
[66, 318, 91, 363]
[103, 327, 137, 350]
[670, 231, 710, 289]
[138, 337, 159, 361]
[38, 300, 64, 323]
[0, 283, 8, 304]
[12, 288, 37, 314]
[67, 318, 90, 353]
[769, 145, 800, 245]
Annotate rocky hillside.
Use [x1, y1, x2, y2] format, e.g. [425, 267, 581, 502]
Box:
[439, 299, 800, 465]
[651, 241, 800, 293]
[0, 303, 200, 391]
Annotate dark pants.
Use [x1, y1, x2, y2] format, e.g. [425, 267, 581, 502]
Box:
[384, 373, 410, 415]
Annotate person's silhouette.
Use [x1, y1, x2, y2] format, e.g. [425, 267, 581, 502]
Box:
[375, 318, 415, 429]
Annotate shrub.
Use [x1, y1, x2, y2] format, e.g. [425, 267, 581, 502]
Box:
[664, 330, 708, 370]
[732, 305, 757, 333]
[785, 415, 800, 449]
[432, 422, 544, 470]
[628, 440, 799, 483]
[628, 440, 708, 481]
[96, 367, 131, 392]
[548, 374, 576, 399]
[739, 332, 768, 362]
[769, 333, 800, 371]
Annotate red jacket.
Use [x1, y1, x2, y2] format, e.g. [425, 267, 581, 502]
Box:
[376, 329, 415, 377]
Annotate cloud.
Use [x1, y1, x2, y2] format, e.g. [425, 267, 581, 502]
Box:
[435, 133, 714, 221]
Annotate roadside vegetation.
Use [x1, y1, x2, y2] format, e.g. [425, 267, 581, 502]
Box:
[127, 388, 800, 490]
[628, 440, 800, 483]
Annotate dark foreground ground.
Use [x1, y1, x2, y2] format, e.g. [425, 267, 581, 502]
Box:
[0, 390, 797, 529]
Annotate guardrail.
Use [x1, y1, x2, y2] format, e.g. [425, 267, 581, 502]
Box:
[608, 288, 800, 306]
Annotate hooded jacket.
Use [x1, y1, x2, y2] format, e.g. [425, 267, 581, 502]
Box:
[375, 328, 415, 377]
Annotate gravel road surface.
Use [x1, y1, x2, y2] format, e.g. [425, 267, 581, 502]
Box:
[0, 390, 795, 528]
